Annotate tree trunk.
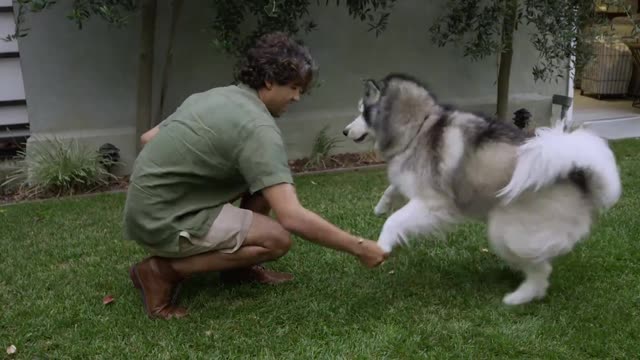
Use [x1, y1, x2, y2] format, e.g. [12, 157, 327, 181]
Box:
[496, 0, 518, 122]
[156, 0, 184, 126]
[135, 0, 157, 154]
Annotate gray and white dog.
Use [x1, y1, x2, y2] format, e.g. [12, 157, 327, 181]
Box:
[343, 73, 622, 305]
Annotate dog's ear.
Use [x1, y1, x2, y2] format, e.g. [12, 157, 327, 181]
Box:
[363, 79, 381, 105]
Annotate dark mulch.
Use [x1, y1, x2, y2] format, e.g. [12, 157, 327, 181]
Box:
[0, 176, 130, 205]
[288, 152, 384, 173]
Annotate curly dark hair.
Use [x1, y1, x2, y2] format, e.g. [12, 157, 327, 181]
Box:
[235, 32, 317, 93]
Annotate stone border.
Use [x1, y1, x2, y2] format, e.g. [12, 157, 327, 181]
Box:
[0, 164, 387, 207]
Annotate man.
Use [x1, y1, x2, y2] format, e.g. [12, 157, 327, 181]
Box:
[123, 32, 387, 319]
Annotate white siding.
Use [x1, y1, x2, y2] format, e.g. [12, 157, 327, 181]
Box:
[0, 4, 28, 128]
[0, 58, 26, 101]
[0, 105, 27, 126]
[0, 13, 18, 53]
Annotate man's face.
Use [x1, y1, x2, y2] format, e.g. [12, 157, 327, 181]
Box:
[261, 81, 303, 117]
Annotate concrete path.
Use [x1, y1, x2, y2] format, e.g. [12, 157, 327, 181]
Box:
[573, 92, 640, 139]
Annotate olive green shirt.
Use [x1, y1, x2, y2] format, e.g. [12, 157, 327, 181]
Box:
[122, 83, 293, 253]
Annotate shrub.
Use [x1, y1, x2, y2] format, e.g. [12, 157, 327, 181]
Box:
[0, 160, 20, 196]
[2, 137, 119, 198]
[304, 125, 343, 170]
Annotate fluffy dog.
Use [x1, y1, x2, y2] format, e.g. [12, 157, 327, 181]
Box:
[343, 73, 622, 305]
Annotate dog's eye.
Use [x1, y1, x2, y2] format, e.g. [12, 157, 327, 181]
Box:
[363, 106, 376, 125]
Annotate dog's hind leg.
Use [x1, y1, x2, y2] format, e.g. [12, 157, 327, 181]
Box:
[502, 261, 552, 305]
[489, 184, 594, 305]
[489, 215, 554, 305]
[377, 199, 453, 253]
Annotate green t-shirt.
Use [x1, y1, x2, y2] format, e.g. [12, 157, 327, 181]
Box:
[122, 83, 293, 253]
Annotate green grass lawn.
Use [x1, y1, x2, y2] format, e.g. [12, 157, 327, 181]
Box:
[2, 140, 640, 359]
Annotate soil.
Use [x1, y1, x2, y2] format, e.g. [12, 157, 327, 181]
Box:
[0, 152, 385, 205]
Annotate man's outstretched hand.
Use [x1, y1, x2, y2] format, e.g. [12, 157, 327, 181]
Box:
[355, 239, 389, 268]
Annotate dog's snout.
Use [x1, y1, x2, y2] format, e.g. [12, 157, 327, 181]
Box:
[342, 129, 349, 137]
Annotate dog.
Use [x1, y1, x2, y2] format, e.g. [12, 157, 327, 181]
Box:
[343, 73, 622, 305]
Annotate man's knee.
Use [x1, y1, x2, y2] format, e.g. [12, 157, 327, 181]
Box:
[265, 225, 292, 259]
[246, 213, 291, 260]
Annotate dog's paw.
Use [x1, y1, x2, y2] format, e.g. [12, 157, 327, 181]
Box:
[378, 241, 394, 254]
[502, 292, 531, 306]
[502, 287, 546, 306]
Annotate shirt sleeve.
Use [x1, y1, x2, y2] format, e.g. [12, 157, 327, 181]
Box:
[236, 125, 294, 194]
[158, 116, 173, 128]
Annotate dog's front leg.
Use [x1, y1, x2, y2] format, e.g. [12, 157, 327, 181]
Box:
[374, 185, 405, 216]
[377, 199, 451, 253]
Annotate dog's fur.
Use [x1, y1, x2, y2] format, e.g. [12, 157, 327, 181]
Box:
[343, 73, 622, 305]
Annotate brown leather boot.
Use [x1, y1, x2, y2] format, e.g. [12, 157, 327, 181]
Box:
[130, 257, 188, 319]
[219, 264, 294, 285]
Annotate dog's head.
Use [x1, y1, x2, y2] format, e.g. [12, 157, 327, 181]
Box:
[343, 74, 439, 154]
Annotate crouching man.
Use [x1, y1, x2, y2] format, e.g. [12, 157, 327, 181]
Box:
[123, 32, 387, 319]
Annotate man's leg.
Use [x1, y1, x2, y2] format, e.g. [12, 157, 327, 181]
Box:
[219, 192, 294, 284]
[169, 211, 291, 274]
[131, 209, 292, 319]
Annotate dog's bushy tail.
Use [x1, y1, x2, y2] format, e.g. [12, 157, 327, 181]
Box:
[497, 122, 621, 210]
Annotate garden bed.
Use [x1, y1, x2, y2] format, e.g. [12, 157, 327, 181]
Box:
[0, 152, 385, 205]
[287, 152, 385, 173]
[0, 176, 131, 205]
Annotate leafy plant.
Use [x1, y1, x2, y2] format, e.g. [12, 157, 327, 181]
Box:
[0, 160, 20, 196]
[304, 125, 344, 170]
[2, 137, 119, 198]
[208, 0, 397, 58]
[3, 0, 136, 41]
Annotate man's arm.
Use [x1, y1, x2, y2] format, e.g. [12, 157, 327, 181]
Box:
[140, 125, 160, 146]
[262, 183, 387, 268]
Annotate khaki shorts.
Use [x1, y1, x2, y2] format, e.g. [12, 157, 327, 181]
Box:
[145, 204, 254, 258]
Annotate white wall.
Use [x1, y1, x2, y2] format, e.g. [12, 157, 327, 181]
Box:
[15, 0, 567, 174]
